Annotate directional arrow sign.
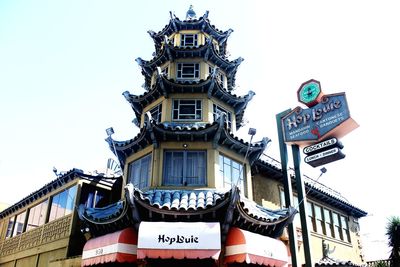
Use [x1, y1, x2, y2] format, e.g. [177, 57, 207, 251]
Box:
[304, 147, 345, 167]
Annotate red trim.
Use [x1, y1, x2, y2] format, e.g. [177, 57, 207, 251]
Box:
[137, 249, 221, 260]
[224, 227, 289, 267]
[82, 228, 137, 266]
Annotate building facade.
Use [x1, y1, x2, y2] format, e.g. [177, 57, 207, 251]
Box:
[0, 7, 367, 267]
[0, 169, 121, 267]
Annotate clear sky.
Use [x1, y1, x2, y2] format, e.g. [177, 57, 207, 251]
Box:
[1, 0, 399, 261]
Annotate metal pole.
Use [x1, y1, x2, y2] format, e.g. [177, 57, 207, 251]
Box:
[276, 110, 298, 267]
[292, 144, 313, 267]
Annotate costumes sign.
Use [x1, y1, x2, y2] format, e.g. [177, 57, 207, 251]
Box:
[138, 221, 220, 250]
[281, 93, 358, 146]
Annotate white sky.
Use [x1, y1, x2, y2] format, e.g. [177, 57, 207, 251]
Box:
[1, 0, 399, 262]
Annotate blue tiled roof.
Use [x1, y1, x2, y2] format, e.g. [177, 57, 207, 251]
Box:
[239, 195, 295, 222]
[136, 189, 226, 211]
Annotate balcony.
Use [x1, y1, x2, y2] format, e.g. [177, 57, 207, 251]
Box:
[0, 214, 72, 256]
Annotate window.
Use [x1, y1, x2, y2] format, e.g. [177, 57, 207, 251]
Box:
[324, 208, 334, 238]
[208, 65, 226, 86]
[332, 212, 342, 240]
[341, 215, 351, 242]
[162, 66, 169, 77]
[279, 191, 301, 227]
[80, 185, 109, 209]
[5, 217, 15, 238]
[149, 104, 162, 123]
[180, 34, 198, 47]
[306, 201, 314, 230]
[26, 200, 48, 231]
[163, 150, 206, 186]
[128, 154, 152, 189]
[213, 104, 232, 129]
[294, 198, 350, 242]
[173, 99, 202, 120]
[314, 204, 324, 234]
[219, 154, 244, 192]
[12, 211, 26, 237]
[177, 63, 200, 80]
[48, 185, 77, 222]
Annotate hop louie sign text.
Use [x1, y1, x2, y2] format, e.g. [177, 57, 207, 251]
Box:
[138, 221, 220, 250]
[281, 92, 358, 146]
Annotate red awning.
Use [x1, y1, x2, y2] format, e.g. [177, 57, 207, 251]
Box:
[137, 221, 221, 260]
[82, 227, 137, 266]
[224, 227, 290, 267]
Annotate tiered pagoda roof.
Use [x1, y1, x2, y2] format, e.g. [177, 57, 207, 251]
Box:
[147, 10, 233, 56]
[123, 74, 254, 129]
[136, 40, 243, 90]
[106, 115, 268, 170]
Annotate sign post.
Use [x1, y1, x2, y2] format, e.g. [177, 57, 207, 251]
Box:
[277, 80, 358, 267]
[276, 110, 298, 267]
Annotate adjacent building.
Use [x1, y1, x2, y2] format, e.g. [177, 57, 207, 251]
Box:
[0, 7, 367, 267]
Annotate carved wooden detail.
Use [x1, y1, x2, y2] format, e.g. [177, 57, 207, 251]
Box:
[0, 214, 72, 256]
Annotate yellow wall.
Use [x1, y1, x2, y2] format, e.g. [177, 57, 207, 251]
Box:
[252, 174, 281, 209]
[123, 140, 253, 197]
[37, 248, 66, 267]
[0, 261, 14, 267]
[139, 93, 236, 134]
[254, 174, 365, 266]
[0, 178, 105, 266]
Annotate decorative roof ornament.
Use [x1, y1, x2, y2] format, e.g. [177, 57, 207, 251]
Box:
[186, 5, 197, 20]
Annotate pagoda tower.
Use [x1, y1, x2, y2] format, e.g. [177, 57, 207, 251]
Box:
[109, 7, 266, 196]
[79, 7, 295, 267]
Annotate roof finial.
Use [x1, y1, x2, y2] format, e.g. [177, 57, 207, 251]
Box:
[186, 5, 197, 20]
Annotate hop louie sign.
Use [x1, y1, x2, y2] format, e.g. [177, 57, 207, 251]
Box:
[281, 80, 358, 167]
[281, 92, 358, 146]
[138, 221, 220, 250]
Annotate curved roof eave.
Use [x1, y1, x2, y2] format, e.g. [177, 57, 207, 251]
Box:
[121, 76, 254, 127]
[136, 42, 242, 80]
[150, 11, 232, 44]
[105, 124, 156, 169]
[234, 194, 297, 237]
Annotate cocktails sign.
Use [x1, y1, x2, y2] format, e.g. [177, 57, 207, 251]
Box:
[281, 92, 358, 146]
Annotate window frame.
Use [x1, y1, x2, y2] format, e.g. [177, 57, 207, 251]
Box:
[163, 150, 207, 186]
[180, 34, 198, 47]
[172, 99, 202, 121]
[322, 208, 333, 238]
[219, 154, 245, 193]
[279, 190, 351, 243]
[48, 185, 77, 223]
[148, 104, 162, 123]
[26, 200, 48, 232]
[128, 153, 153, 189]
[176, 63, 200, 80]
[5, 216, 15, 238]
[12, 211, 26, 237]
